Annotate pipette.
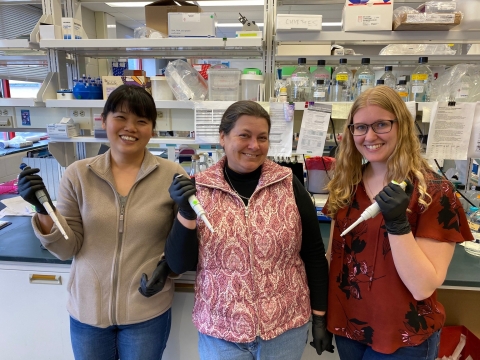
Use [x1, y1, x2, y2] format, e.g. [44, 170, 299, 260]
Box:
[340, 181, 407, 237]
[175, 174, 214, 233]
[20, 164, 69, 240]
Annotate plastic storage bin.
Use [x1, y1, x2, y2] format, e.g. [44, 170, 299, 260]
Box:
[241, 74, 264, 101]
[305, 156, 335, 194]
[151, 76, 174, 100]
[208, 69, 242, 101]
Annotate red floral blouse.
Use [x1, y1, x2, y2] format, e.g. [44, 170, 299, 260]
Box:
[323, 172, 473, 354]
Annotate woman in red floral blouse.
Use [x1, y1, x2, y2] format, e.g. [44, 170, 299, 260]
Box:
[323, 86, 473, 359]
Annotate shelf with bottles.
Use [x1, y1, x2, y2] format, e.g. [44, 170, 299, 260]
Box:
[275, 31, 480, 45]
[39, 38, 264, 59]
[274, 55, 480, 66]
[48, 136, 200, 145]
[45, 99, 196, 109]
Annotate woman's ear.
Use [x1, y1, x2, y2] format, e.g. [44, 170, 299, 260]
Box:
[101, 113, 106, 130]
[219, 131, 225, 147]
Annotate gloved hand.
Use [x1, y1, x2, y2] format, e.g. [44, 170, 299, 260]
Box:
[168, 173, 197, 220]
[17, 167, 55, 215]
[139, 258, 171, 298]
[310, 314, 335, 355]
[375, 180, 414, 235]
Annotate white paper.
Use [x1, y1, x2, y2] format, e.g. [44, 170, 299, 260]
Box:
[268, 102, 293, 157]
[296, 108, 331, 156]
[468, 102, 480, 158]
[0, 196, 35, 216]
[194, 102, 234, 144]
[426, 102, 476, 160]
[405, 101, 416, 121]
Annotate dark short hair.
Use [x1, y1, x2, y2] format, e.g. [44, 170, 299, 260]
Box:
[102, 85, 157, 129]
[219, 101, 271, 135]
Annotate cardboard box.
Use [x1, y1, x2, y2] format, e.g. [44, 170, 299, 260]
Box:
[39, 25, 62, 40]
[276, 14, 323, 31]
[101, 76, 151, 100]
[343, 0, 394, 32]
[47, 118, 80, 138]
[61, 18, 83, 39]
[145, 0, 201, 35]
[168, 13, 216, 38]
[276, 44, 330, 56]
[393, 12, 462, 31]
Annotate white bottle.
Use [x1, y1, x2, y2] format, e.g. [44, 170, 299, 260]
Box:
[290, 57, 310, 102]
[330, 58, 353, 102]
[380, 66, 397, 89]
[354, 58, 375, 99]
[411, 57, 434, 102]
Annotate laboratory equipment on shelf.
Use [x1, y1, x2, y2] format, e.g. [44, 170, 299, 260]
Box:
[340, 181, 407, 237]
[330, 58, 353, 102]
[290, 58, 310, 102]
[19, 164, 69, 240]
[175, 174, 214, 233]
[379, 66, 397, 89]
[411, 57, 434, 102]
[310, 79, 328, 102]
[310, 60, 331, 97]
[354, 58, 375, 99]
[396, 80, 409, 102]
[466, 208, 480, 257]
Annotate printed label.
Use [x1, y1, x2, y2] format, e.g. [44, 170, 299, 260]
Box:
[456, 82, 470, 99]
[21, 109, 31, 126]
[358, 15, 381, 26]
[426, 13, 455, 24]
[313, 91, 326, 98]
[183, 13, 201, 22]
[468, 220, 480, 232]
[336, 74, 349, 81]
[411, 85, 424, 93]
[412, 74, 428, 81]
[398, 91, 409, 97]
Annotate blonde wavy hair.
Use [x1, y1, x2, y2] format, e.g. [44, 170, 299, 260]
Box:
[326, 86, 432, 218]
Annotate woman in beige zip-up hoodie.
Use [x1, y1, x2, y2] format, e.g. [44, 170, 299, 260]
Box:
[17, 85, 198, 360]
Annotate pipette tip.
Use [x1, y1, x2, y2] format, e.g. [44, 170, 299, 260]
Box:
[201, 215, 215, 233]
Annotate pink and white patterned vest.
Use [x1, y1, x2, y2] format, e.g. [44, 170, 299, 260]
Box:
[192, 158, 311, 342]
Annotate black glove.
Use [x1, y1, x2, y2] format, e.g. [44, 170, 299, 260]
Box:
[375, 180, 414, 235]
[310, 314, 335, 355]
[168, 173, 197, 220]
[139, 258, 171, 298]
[17, 167, 55, 215]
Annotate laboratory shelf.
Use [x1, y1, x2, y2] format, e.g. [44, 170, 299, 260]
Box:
[39, 38, 264, 59]
[44, 100, 227, 109]
[275, 55, 480, 66]
[0, 98, 42, 107]
[0, 39, 39, 50]
[275, 31, 480, 45]
[49, 136, 199, 145]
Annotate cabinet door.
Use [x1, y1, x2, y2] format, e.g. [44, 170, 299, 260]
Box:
[0, 266, 74, 360]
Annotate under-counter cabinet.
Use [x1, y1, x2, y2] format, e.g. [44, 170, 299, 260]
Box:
[0, 262, 74, 360]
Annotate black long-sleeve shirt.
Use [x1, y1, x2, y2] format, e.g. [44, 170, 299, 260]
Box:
[165, 165, 329, 311]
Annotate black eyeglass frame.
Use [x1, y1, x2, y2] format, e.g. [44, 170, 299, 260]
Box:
[348, 119, 398, 136]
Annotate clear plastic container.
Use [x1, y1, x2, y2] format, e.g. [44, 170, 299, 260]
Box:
[241, 74, 264, 101]
[310, 79, 328, 102]
[410, 57, 434, 102]
[396, 80, 409, 102]
[354, 58, 375, 99]
[380, 66, 397, 90]
[289, 58, 310, 102]
[151, 76, 174, 100]
[330, 58, 353, 102]
[310, 60, 331, 98]
[466, 208, 480, 257]
[208, 68, 242, 101]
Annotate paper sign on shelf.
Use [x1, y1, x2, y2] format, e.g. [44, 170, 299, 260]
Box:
[296, 104, 332, 156]
[268, 102, 293, 157]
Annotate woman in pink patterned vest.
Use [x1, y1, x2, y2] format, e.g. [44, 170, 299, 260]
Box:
[165, 101, 333, 359]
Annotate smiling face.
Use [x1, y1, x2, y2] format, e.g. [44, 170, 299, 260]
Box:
[220, 115, 269, 174]
[352, 104, 398, 166]
[102, 110, 154, 159]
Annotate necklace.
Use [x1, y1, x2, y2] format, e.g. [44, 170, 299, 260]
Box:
[364, 178, 376, 202]
[224, 167, 251, 201]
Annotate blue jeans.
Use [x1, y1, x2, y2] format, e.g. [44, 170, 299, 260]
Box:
[197, 322, 309, 360]
[70, 309, 171, 360]
[335, 329, 441, 360]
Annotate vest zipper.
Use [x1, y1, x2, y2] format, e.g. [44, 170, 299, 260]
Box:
[111, 202, 125, 325]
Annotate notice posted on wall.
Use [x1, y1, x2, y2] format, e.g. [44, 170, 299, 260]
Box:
[468, 103, 480, 158]
[296, 104, 332, 156]
[268, 102, 293, 157]
[425, 102, 476, 160]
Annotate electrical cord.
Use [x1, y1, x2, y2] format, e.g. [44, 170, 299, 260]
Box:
[329, 116, 338, 147]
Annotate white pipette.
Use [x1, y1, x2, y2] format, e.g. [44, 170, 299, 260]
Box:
[175, 174, 214, 233]
[21, 165, 69, 240]
[340, 181, 407, 237]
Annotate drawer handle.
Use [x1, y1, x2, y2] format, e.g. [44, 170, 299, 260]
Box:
[29, 274, 62, 285]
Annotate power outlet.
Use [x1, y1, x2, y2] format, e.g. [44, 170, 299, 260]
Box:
[68, 108, 92, 130]
[0, 107, 16, 126]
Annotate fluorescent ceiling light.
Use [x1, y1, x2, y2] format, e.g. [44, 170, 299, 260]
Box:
[106, 2, 152, 7]
[218, 22, 264, 27]
[187, 0, 264, 6]
[322, 22, 342, 27]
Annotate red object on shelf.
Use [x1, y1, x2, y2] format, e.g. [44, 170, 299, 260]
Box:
[438, 326, 480, 360]
[193, 64, 211, 80]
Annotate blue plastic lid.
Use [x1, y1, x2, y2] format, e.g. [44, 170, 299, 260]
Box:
[470, 206, 479, 212]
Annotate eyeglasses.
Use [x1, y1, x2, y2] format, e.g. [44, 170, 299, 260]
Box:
[348, 120, 397, 136]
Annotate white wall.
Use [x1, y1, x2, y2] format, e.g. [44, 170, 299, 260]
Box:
[116, 23, 134, 39]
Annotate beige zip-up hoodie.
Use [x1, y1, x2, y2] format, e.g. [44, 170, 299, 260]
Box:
[32, 149, 187, 328]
